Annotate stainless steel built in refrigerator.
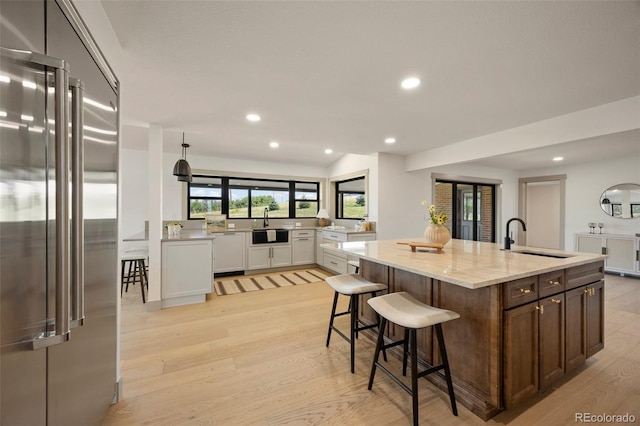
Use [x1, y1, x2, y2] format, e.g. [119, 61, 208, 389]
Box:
[0, 1, 118, 424]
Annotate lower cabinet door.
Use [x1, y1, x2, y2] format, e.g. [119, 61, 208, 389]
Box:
[586, 280, 604, 357]
[271, 245, 292, 268]
[504, 302, 539, 409]
[565, 286, 587, 373]
[247, 246, 271, 270]
[538, 295, 565, 389]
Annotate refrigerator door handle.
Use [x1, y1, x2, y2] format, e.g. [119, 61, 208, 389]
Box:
[5, 50, 75, 350]
[70, 77, 85, 328]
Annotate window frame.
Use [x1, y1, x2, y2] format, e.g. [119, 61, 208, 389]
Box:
[187, 175, 320, 220]
[335, 176, 366, 220]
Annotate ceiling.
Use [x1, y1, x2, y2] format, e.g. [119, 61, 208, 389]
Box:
[100, 0, 640, 169]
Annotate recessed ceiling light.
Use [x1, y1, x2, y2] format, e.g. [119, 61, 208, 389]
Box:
[246, 113, 261, 122]
[553, 156, 564, 162]
[324, 149, 333, 154]
[401, 77, 421, 90]
[385, 137, 396, 144]
[269, 141, 279, 148]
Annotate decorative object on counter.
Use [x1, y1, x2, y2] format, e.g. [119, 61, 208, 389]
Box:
[316, 208, 330, 227]
[597, 222, 604, 234]
[172, 132, 192, 182]
[357, 215, 371, 231]
[206, 214, 227, 232]
[422, 202, 451, 246]
[166, 221, 182, 237]
[397, 241, 444, 253]
[588, 222, 596, 234]
[214, 268, 331, 295]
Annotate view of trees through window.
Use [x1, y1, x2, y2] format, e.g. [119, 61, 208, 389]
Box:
[336, 176, 366, 219]
[188, 176, 319, 219]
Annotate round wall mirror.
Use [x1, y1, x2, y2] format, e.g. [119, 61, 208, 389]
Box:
[600, 183, 640, 218]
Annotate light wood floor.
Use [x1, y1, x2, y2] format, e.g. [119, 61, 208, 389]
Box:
[102, 273, 640, 425]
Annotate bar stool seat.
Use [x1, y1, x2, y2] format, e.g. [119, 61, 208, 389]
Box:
[121, 250, 149, 303]
[325, 274, 387, 373]
[367, 292, 460, 426]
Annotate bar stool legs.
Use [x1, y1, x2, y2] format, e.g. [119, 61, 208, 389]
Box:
[367, 292, 460, 425]
[120, 253, 148, 303]
[326, 291, 386, 373]
[324, 273, 388, 373]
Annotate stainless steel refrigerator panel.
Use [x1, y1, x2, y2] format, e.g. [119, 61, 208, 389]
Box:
[45, 2, 118, 425]
[0, 42, 51, 426]
[0, 0, 45, 53]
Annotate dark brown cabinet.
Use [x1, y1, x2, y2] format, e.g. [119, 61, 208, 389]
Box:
[505, 278, 604, 408]
[504, 294, 565, 408]
[586, 280, 604, 357]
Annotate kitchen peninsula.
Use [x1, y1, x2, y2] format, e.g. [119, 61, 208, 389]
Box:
[322, 238, 607, 420]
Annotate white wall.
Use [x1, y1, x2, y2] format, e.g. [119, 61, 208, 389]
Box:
[377, 153, 430, 240]
[120, 149, 149, 238]
[522, 155, 640, 250]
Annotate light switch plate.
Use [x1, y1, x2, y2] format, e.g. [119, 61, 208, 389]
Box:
[228, 223, 235, 229]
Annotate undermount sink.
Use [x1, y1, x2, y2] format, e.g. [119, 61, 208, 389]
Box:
[251, 228, 289, 244]
[508, 249, 573, 259]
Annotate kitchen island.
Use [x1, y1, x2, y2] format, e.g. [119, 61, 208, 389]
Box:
[322, 238, 606, 420]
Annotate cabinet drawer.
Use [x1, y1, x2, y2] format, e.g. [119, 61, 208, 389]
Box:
[324, 252, 347, 274]
[539, 270, 564, 297]
[565, 261, 604, 290]
[292, 229, 314, 238]
[503, 276, 538, 309]
[323, 232, 347, 242]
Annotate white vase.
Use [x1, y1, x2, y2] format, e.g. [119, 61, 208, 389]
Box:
[424, 224, 451, 246]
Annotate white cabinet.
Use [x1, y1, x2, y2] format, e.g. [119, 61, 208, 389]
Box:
[161, 239, 213, 308]
[292, 229, 315, 265]
[576, 233, 639, 277]
[211, 232, 246, 273]
[321, 230, 376, 274]
[316, 229, 323, 264]
[247, 244, 292, 270]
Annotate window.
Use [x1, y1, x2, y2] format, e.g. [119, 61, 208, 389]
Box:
[336, 176, 366, 219]
[188, 177, 222, 219]
[188, 176, 319, 219]
[294, 182, 318, 218]
[435, 179, 496, 242]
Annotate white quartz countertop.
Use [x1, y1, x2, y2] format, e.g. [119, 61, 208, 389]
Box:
[322, 238, 606, 289]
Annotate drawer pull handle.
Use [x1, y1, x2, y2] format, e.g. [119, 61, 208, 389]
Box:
[550, 298, 561, 304]
[330, 261, 338, 265]
[583, 288, 590, 294]
[519, 288, 532, 294]
[547, 280, 560, 286]
[535, 305, 544, 314]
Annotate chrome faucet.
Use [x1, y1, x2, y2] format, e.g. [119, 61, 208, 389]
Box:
[504, 218, 527, 250]
[263, 208, 269, 228]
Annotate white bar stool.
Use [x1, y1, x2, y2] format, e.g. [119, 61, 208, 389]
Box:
[120, 250, 149, 303]
[325, 273, 387, 373]
[347, 259, 360, 273]
[367, 291, 460, 426]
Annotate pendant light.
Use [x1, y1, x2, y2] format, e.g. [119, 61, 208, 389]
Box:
[172, 133, 192, 182]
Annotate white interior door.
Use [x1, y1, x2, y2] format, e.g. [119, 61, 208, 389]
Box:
[520, 177, 565, 250]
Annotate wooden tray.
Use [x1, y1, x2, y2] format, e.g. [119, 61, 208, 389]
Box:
[396, 241, 444, 252]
